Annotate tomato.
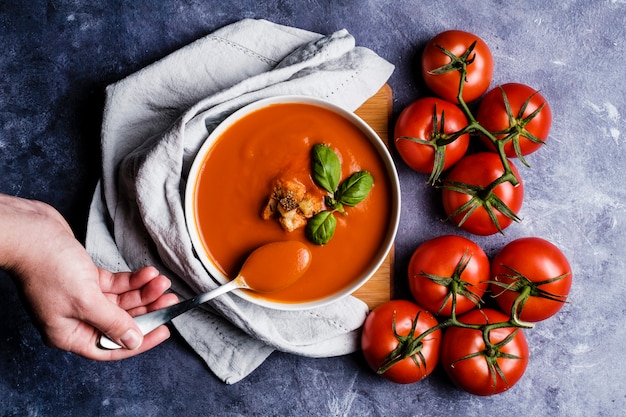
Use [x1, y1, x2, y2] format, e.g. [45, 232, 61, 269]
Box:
[490, 237, 572, 322]
[442, 152, 524, 235]
[477, 83, 552, 158]
[421, 30, 494, 103]
[361, 300, 441, 384]
[440, 308, 529, 396]
[394, 97, 470, 182]
[408, 235, 489, 316]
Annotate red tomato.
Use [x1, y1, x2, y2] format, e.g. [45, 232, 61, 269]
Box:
[421, 30, 494, 103]
[394, 97, 470, 181]
[442, 152, 524, 235]
[408, 235, 489, 316]
[490, 237, 572, 322]
[477, 83, 552, 158]
[440, 308, 529, 396]
[361, 300, 441, 384]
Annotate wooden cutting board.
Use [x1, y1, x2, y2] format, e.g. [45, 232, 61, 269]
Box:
[351, 84, 394, 310]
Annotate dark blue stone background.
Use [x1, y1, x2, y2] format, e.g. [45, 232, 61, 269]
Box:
[1, 1, 624, 416]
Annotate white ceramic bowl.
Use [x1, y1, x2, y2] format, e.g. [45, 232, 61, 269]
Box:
[185, 95, 401, 310]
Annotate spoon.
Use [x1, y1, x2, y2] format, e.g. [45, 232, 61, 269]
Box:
[98, 240, 312, 350]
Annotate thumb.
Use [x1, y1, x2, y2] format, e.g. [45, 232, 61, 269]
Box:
[87, 300, 144, 350]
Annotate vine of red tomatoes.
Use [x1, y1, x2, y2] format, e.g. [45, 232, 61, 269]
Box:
[396, 29, 551, 235]
[361, 30, 572, 396]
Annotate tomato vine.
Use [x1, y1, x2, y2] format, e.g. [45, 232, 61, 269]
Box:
[366, 31, 567, 395]
[397, 35, 551, 234]
[433, 48, 526, 233]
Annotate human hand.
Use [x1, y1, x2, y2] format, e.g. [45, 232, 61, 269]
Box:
[0, 194, 179, 360]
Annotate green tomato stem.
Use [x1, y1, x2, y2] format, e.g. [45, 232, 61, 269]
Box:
[508, 285, 535, 328]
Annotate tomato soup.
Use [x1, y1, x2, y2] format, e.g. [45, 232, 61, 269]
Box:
[191, 101, 394, 305]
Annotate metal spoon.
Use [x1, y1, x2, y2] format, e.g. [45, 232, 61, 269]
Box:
[98, 240, 312, 350]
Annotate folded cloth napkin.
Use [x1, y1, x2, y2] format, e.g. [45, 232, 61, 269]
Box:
[85, 18, 394, 384]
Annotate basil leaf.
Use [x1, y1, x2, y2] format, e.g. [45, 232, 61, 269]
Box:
[311, 144, 341, 194]
[336, 171, 374, 207]
[305, 210, 336, 245]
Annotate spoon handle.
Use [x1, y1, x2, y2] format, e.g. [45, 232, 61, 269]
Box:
[98, 278, 243, 350]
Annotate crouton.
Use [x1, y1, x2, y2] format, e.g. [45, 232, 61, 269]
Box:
[279, 209, 307, 232]
[298, 195, 323, 218]
[262, 178, 322, 232]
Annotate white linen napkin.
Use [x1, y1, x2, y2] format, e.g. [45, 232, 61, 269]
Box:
[85, 18, 394, 384]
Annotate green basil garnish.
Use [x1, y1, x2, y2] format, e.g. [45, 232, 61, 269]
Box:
[311, 144, 341, 194]
[306, 144, 374, 245]
[336, 171, 374, 207]
[305, 211, 337, 245]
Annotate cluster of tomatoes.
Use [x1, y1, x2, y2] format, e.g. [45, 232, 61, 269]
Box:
[394, 30, 552, 235]
[360, 30, 572, 396]
[362, 235, 572, 395]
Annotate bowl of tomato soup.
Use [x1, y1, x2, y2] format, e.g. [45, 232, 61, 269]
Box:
[185, 96, 400, 310]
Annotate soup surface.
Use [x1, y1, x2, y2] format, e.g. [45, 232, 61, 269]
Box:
[192, 102, 393, 304]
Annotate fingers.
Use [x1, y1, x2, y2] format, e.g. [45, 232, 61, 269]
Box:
[84, 266, 179, 359]
[99, 265, 162, 294]
[82, 297, 146, 351]
[75, 266, 180, 360]
[126, 292, 180, 317]
[100, 267, 178, 311]
[107, 325, 172, 360]
[105, 325, 172, 360]
[68, 292, 177, 360]
[76, 324, 173, 361]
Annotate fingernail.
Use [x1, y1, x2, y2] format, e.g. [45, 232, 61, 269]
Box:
[120, 329, 142, 350]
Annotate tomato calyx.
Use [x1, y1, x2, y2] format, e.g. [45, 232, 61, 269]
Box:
[490, 264, 571, 326]
[441, 177, 522, 234]
[450, 324, 525, 395]
[490, 87, 548, 167]
[427, 41, 477, 103]
[376, 310, 432, 376]
[397, 103, 468, 184]
[417, 250, 484, 315]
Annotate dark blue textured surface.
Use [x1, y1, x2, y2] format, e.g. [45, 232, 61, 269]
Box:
[1, 1, 625, 416]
